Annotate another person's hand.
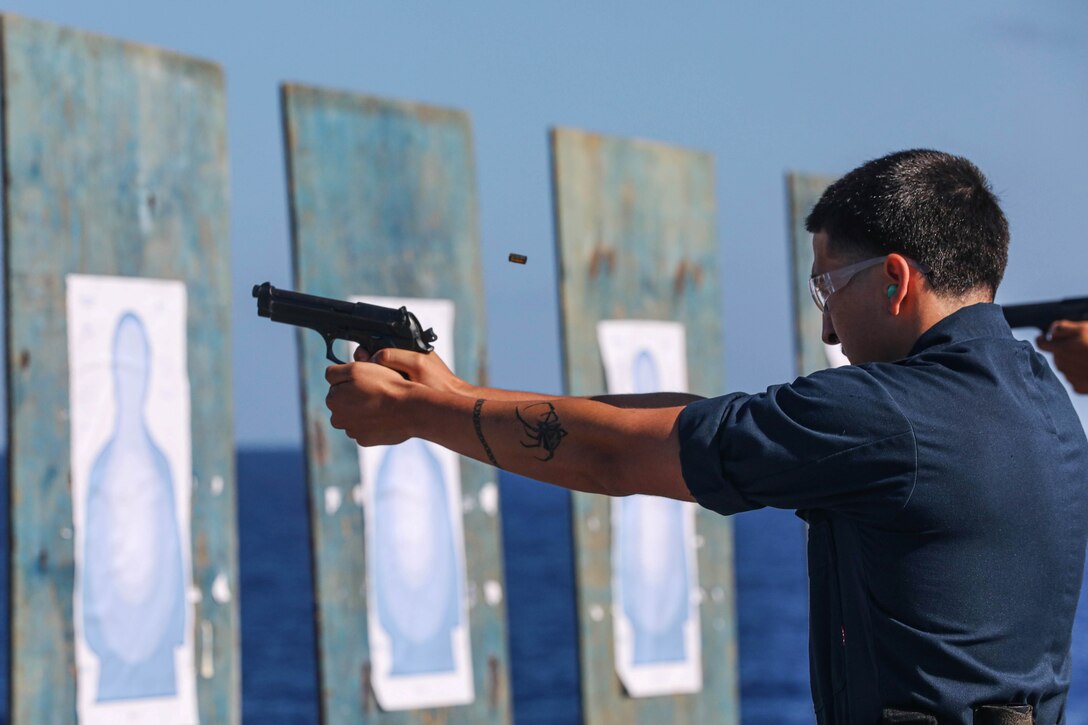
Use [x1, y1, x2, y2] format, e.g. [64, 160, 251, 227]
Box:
[354, 347, 471, 396]
[1037, 320, 1088, 394]
[325, 360, 416, 446]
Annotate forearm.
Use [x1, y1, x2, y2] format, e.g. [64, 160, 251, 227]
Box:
[409, 387, 693, 500]
[450, 379, 704, 408]
[451, 381, 556, 401]
[364, 348, 703, 407]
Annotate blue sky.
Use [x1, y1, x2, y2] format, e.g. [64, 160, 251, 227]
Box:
[4, 1, 1087, 446]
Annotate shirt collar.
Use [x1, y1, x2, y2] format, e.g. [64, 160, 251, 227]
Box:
[907, 302, 1012, 357]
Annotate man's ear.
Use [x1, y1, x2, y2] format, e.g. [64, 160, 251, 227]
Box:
[883, 254, 912, 315]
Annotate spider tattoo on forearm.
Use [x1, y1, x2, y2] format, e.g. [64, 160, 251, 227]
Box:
[515, 402, 568, 461]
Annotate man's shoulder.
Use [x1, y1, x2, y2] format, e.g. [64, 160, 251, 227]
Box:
[793, 362, 902, 404]
[748, 365, 915, 443]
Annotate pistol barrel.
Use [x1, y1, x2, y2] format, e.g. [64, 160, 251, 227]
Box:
[1002, 296, 1088, 331]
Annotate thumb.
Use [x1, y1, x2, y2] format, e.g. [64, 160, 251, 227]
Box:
[368, 347, 417, 375]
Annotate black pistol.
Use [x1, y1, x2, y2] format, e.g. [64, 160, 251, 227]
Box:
[1002, 296, 1088, 332]
[253, 282, 436, 363]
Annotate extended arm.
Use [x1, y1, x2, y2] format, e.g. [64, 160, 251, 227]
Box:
[325, 360, 694, 501]
[358, 347, 704, 407]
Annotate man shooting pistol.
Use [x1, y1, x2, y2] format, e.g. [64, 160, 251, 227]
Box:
[1003, 296, 1088, 393]
[252, 282, 436, 363]
[321, 150, 1088, 723]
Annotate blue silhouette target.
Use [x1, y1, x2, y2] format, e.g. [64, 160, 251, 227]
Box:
[82, 313, 186, 701]
[372, 438, 462, 675]
[616, 349, 692, 664]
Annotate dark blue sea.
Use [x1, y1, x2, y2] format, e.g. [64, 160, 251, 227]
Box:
[3, 449, 1088, 723]
[234, 450, 1088, 724]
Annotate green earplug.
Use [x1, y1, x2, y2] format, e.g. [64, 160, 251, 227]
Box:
[887, 284, 898, 298]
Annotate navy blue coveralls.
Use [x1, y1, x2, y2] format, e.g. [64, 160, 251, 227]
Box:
[678, 304, 1088, 724]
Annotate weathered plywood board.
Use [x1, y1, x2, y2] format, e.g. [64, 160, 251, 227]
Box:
[550, 127, 739, 724]
[2, 14, 239, 724]
[281, 85, 510, 725]
[786, 172, 838, 376]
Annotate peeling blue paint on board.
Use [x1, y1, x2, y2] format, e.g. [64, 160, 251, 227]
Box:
[550, 127, 739, 724]
[282, 85, 510, 725]
[3, 15, 239, 723]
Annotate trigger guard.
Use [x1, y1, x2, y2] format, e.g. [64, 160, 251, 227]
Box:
[324, 335, 345, 364]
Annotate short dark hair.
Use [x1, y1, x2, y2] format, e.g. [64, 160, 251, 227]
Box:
[805, 149, 1009, 297]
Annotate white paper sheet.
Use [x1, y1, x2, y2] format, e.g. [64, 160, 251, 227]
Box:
[66, 274, 198, 725]
[824, 343, 850, 368]
[353, 296, 475, 711]
[597, 320, 703, 697]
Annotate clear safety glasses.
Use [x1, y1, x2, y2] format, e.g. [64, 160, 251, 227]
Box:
[808, 256, 930, 312]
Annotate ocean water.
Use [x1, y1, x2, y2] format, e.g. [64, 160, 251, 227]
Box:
[234, 450, 1088, 724]
[2, 449, 1087, 723]
[236, 449, 810, 724]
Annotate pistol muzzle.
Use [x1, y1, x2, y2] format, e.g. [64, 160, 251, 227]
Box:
[253, 281, 273, 317]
